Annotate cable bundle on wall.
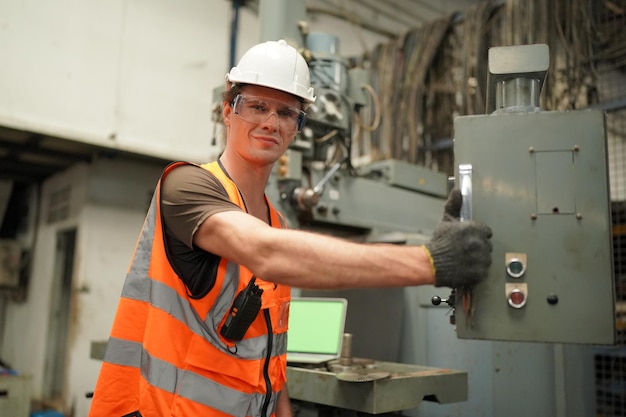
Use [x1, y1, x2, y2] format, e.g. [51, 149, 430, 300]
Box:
[336, 0, 624, 177]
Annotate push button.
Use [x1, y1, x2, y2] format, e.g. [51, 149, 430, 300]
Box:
[505, 283, 528, 309]
[508, 289, 526, 308]
[505, 253, 527, 278]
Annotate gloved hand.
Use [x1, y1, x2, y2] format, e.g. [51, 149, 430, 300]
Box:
[425, 189, 493, 288]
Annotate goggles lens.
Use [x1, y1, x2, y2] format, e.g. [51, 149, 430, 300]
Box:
[233, 95, 307, 133]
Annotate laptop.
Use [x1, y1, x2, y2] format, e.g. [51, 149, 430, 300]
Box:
[286, 297, 348, 364]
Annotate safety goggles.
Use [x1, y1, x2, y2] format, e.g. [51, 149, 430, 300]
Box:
[232, 95, 307, 133]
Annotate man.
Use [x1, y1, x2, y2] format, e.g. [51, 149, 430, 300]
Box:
[89, 39, 492, 417]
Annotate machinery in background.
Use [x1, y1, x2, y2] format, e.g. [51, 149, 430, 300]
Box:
[266, 30, 448, 244]
[436, 43, 616, 345]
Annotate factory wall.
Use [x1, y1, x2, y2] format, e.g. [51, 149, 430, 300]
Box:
[1, 157, 165, 415]
[1, 163, 88, 412]
[0, 0, 258, 163]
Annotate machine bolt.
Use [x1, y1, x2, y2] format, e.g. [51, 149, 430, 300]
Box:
[339, 333, 353, 366]
[573, 145, 580, 152]
[529, 147, 535, 153]
[530, 213, 537, 220]
[576, 213, 583, 219]
[547, 294, 559, 305]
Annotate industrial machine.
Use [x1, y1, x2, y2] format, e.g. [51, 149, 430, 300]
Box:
[439, 43, 616, 345]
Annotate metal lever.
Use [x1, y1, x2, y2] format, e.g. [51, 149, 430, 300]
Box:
[432, 290, 457, 325]
[458, 164, 473, 221]
[293, 159, 344, 210]
[457, 164, 478, 328]
[313, 160, 343, 194]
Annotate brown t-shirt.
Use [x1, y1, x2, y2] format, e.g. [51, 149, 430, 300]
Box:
[161, 164, 242, 248]
[160, 163, 243, 298]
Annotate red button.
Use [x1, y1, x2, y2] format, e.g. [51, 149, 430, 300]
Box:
[508, 290, 526, 308]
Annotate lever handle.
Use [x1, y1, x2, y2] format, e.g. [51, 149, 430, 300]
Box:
[293, 159, 346, 210]
[313, 159, 344, 194]
[431, 295, 445, 306]
[432, 290, 457, 326]
[458, 164, 473, 222]
[432, 290, 456, 308]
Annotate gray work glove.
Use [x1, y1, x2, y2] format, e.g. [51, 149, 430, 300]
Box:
[425, 189, 493, 288]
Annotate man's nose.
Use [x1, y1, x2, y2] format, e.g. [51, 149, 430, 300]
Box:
[261, 112, 280, 129]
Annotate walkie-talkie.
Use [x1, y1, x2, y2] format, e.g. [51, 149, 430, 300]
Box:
[220, 277, 263, 341]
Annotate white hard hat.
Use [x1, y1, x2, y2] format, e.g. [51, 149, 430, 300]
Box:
[227, 39, 316, 103]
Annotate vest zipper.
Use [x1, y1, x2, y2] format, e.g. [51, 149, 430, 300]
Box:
[261, 308, 273, 417]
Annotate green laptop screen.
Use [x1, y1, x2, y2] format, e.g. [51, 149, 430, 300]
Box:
[286, 299, 346, 354]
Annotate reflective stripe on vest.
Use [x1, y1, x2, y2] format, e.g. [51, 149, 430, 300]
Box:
[118, 264, 287, 359]
[90, 161, 290, 417]
[103, 337, 277, 416]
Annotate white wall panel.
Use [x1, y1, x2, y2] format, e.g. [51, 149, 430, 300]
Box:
[0, 0, 122, 145]
[0, 0, 256, 163]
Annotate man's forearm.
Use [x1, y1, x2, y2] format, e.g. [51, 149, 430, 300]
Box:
[198, 210, 436, 289]
[255, 228, 436, 289]
[276, 387, 293, 417]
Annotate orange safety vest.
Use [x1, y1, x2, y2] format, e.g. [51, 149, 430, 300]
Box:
[89, 161, 291, 417]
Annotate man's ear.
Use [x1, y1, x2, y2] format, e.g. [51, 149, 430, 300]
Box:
[222, 102, 232, 127]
